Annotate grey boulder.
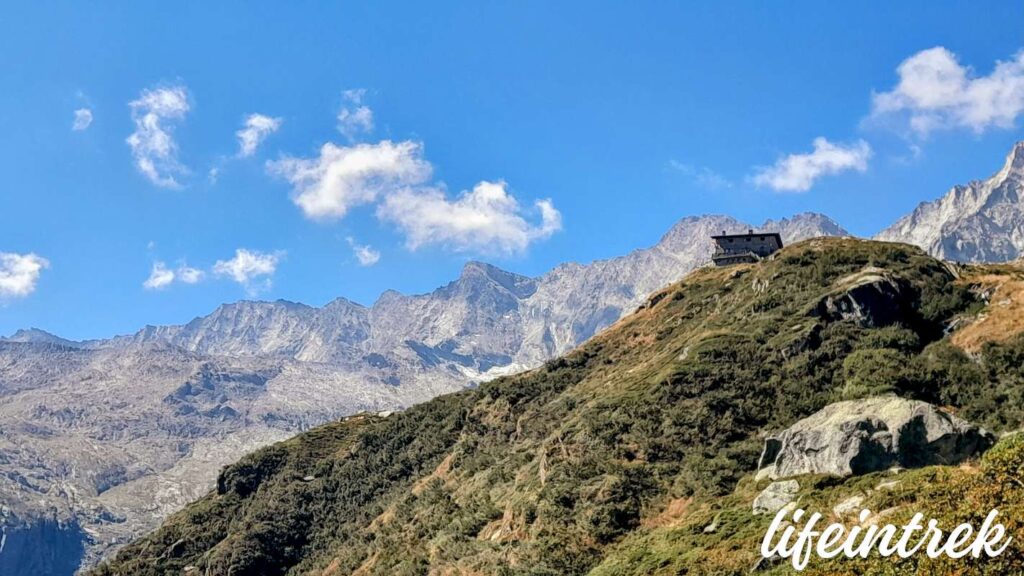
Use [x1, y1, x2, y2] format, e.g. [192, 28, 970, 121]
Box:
[757, 396, 994, 480]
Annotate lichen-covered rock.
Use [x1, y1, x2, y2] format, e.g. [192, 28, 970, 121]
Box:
[752, 480, 800, 515]
[757, 396, 994, 480]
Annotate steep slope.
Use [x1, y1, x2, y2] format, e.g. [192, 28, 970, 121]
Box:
[92, 238, 1024, 576]
[0, 213, 847, 574]
[877, 141, 1024, 262]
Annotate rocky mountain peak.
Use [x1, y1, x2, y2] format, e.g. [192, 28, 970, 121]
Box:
[453, 260, 537, 299]
[876, 141, 1024, 263]
[656, 215, 744, 249]
[997, 140, 1024, 180]
[323, 296, 367, 312]
[762, 212, 849, 243]
[1, 328, 81, 347]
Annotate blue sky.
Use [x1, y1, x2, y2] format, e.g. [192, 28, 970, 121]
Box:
[1, 2, 1023, 340]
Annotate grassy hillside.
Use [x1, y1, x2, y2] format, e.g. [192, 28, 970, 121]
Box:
[90, 239, 1024, 575]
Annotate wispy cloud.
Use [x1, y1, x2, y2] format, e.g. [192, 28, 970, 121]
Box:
[126, 85, 190, 188]
[0, 252, 49, 298]
[869, 47, 1024, 136]
[268, 140, 432, 221]
[751, 137, 872, 193]
[142, 261, 205, 290]
[378, 181, 562, 255]
[143, 261, 175, 290]
[213, 249, 284, 295]
[72, 108, 93, 131]
[337, 89, 374, 141]
[667, 160, 732, 190]
[176, 265, 204, 284]
[236, 113, 283, 157]
[346, 237, 381, 266]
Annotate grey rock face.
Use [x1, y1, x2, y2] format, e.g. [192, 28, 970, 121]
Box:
[752, 480, 800, 515]
[877, 141, 1024, 263]
[85, 212, 849, 375]
[757, 397, 995, 480]
[0, 213, 847, 573]
[811, 270, 913, 328]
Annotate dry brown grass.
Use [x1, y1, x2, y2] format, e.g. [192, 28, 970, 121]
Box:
[951, 262, 1024, 353]
[411, 452, 455, 495]
[641, 497, 693, 528]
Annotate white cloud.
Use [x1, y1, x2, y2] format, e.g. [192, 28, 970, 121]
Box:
[337, 89, 374, 141]
[126, 85, 190, 188]
[667, 160, 732, 190]
[143, 261, 204, 290]
[237, 113, 283, 157]
[870, 47, 1024, 136]
[0, 252, 49, 298]
[177, 265, 204, 284]
[213, 249, 283, 294]
[72, 108, 93, 131]
[378, 180, 562, 255]
[268, 140, 432, 221]
[143, 261, 176, 290]
[751, 138, 872, 193]
[346, 237, 381, 266]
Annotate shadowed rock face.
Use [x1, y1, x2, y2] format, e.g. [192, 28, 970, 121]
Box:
[812, 270, 913, 328]
[757, 396, 995, 480]
[0, 517, 87, 576]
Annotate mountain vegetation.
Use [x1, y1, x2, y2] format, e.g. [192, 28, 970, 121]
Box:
[90, 238, 1024, 575]
[0, 214, 848, 573]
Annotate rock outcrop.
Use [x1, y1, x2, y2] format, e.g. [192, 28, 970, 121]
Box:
[811, 269, 912, 328]
[757, 396, 994, 480]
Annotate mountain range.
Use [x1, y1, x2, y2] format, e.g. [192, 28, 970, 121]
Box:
[0, 213, 846, 573]
[3, 140, 1024, 574]
[876, 141, 1024, 261]
[87, 237, 1024, 575]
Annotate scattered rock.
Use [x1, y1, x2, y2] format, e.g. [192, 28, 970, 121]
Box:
[703, 514, 719, 533]
[832, 496, 864, 518]
[757, 396, 994, 480]
[753, 480, 800, 515]
[860, 507, 900, 527]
